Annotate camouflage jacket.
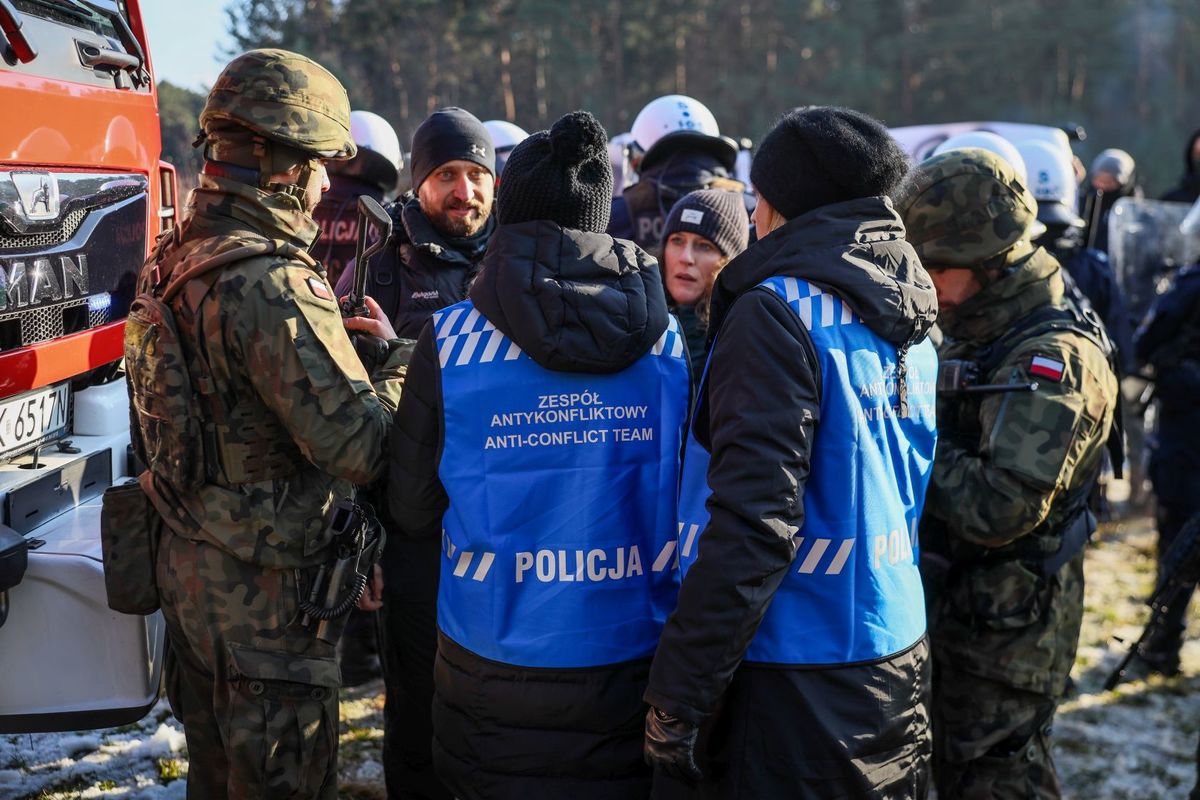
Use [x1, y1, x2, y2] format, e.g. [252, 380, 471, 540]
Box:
[134, 175, 409, 568]
[925, 245, 1118, 694]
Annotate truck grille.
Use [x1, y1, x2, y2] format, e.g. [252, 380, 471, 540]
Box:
[0, 208, 89, 252]
[0, 296, 113, 348]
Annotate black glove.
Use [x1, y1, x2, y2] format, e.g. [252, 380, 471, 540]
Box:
[644, 706, 703, 782]
[349, 332, 391, 373]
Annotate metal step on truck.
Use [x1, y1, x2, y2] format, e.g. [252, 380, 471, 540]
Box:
[0, 0, 174, 733]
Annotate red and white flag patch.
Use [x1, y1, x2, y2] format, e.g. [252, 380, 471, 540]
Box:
[307, 276, 333, 301]
[1029, 355, 1065, 382]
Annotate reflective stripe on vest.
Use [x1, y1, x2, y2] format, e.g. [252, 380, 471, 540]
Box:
[435, 300, 690, 668]
[677, 276, 937, 665]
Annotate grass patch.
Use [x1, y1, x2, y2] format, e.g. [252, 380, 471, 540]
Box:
[157, 756, 186, 784]
[340, 726, 380, 744]
[14, 774, 91, 800]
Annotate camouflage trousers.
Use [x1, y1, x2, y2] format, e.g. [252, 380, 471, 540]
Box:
[931, 664, 1061, 799]
[157, 526, 346, 799]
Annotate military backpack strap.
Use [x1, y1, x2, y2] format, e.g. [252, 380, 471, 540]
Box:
[161, 237, 316, 486]
[160, 238, 315, 303]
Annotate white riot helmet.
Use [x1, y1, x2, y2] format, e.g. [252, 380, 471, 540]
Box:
[335, 110, 402, 193]
[933, 131, 1044, 239]
[484, 120, 529, 151]
[631, 94, 737, 173]
[1015, 140, 1084, 228]
[484, 120, 529, 177]
[609, 132, 636, 197]
[933, 131, 1029, 184]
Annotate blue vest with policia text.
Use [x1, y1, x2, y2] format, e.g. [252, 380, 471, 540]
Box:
[678, 276, 937, 665]
[433, 300, 690, 669]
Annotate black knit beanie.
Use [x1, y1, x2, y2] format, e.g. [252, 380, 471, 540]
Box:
[497, 111, 613, 233]
[661, 189, 749, 258]
[409, 107, 494, 190]
[750, 106, 910, 220]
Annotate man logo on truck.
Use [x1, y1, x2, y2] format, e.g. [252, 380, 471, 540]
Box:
[11, 172, 59, 221]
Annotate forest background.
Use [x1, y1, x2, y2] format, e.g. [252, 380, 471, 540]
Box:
[158, 0, 1200, 198]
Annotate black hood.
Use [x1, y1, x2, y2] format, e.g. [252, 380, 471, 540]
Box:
[711, 196, 937, 348]
[469, 221, 669, 373]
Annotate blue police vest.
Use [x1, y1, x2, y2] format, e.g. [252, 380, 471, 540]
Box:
[434, 300, 690, 668]
[678, 276, 936, 665]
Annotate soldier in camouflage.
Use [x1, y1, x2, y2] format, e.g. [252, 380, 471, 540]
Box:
[896, 149, 1118, 799]
[125, 49, 410, 799]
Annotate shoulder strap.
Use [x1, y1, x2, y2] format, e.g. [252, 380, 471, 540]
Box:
[972, 291, 1125, 480]
[975, 294, 1114, 379]
[161, 238, 317, 304]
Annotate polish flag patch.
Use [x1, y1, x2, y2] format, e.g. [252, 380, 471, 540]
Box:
[307, 276, 333, 301]
[1029, 355, 1065, 382]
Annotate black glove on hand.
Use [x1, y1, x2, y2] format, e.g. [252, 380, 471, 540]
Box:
[644, 706, 703, 782]
[350, 332, 391, 373]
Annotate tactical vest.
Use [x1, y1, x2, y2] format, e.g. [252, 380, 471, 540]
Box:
[677, 276, 936, 665]
[941, 291, 1120, 574]
[622, 172, 746, 254]
[433, 300, 689, 668]
[125, 229, 307, 489]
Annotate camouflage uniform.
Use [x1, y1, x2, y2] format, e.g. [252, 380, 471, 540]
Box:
[897, 150, 1119, 799]
[125, 50, 409, 799]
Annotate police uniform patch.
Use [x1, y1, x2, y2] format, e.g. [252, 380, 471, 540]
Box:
[307, 276, 333, 301]
[1029, 355, 1065, 382]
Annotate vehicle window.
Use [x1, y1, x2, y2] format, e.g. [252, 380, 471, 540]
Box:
[13, 0, 122, 43]
[2, 0, 150, 91]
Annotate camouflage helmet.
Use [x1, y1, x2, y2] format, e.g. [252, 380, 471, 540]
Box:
[894, 147, 1037, 268]
[200, 48, 356, 160]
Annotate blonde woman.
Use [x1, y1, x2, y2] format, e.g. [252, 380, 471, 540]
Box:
[660, 189, 749, 374]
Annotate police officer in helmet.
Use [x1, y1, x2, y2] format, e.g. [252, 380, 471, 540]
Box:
[610, 95, 746, 257]
[127, 49, 408, 799]
[313, 109, 403, 289]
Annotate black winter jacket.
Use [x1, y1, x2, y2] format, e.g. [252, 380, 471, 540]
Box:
[334, 192, 493, 338]
[610, 150, 747, 255]
[646, 197, 937, 799]
[1136, 264, 1200, 510]
[387, 220, 670, 800]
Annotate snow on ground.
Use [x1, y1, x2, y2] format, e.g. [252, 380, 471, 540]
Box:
[1, 515, 1196, 799]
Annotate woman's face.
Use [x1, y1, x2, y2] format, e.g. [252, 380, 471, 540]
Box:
[664, 231, 725, 306]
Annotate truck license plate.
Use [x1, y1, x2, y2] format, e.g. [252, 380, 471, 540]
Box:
[0, 382, 70, 462]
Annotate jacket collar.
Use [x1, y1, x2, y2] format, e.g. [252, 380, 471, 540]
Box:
[711, 196, 938, 347]
[938, 245, 1064, 342]
[185, 173, 320, 250]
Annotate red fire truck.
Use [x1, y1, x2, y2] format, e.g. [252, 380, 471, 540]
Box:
[0, 0, 173, 732]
